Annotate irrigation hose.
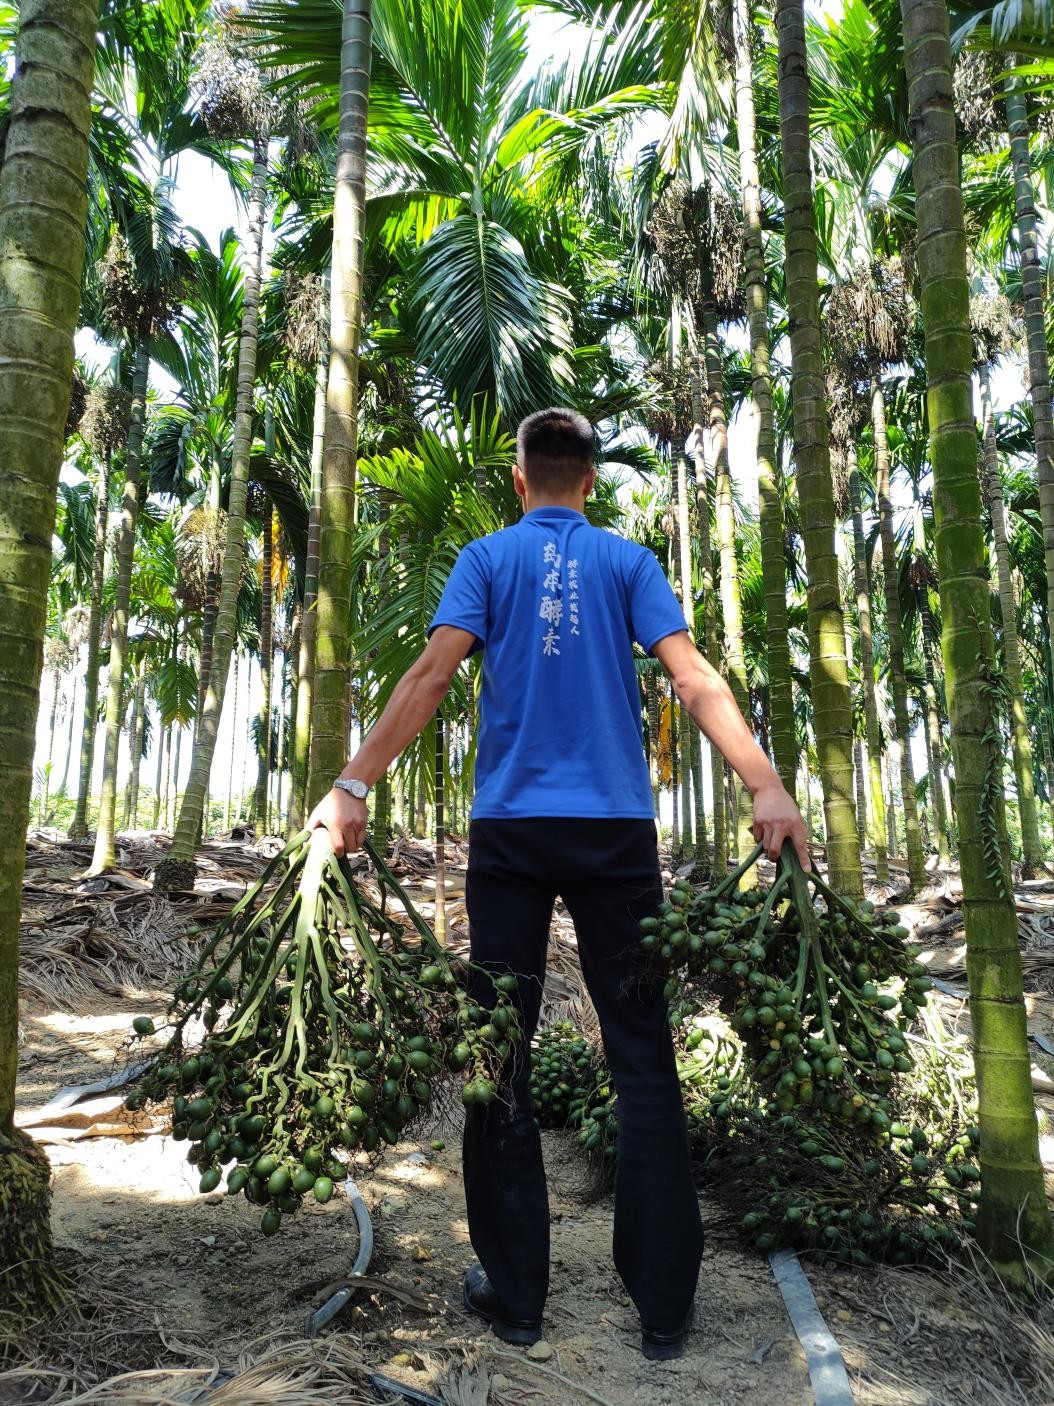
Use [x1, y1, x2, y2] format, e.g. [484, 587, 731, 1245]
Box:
[769, 1248, 855, 1404]
[306, 1177, 375, 1335]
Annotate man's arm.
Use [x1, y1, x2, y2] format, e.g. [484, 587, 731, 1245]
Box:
[652, 631, 810, 868]
[306, 625, 477, 856]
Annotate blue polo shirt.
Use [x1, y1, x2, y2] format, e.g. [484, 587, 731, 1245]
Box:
[428, 507, 688, 819]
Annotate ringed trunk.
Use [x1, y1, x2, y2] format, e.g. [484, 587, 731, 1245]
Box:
[979, 362, 1044, 871]
[157, 133, 270, 889]
[0, 0, 99, 1321]
[774, 0, 862, 895]
[307, 0, 373, 808]
[88, 343, 150, 874]
[71, 448, 110, 837]
[902, 0, 1054, 1273]
[848, 451, 889, 881]
[872, 377, 927, 891]
[733, 0, 796, 792]
[698, 276, 755, 879]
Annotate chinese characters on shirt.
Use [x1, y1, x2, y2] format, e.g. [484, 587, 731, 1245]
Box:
[540, 542, 561, 655]
[539, 541, 583, 654]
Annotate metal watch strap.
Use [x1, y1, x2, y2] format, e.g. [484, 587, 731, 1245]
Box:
[333, 778, 370, 799]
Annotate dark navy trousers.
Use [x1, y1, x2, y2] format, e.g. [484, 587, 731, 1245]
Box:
[461, 818, 704, 1331]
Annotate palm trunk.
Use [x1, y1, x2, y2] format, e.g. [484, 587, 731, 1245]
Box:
[774, 0, 862, 895]
[254, 507, 274, 831]
[1005, 67, 1054, 693]
[689, 360, 727, 872]
[274, 645, 287, 827]
[733, 0, 795, 791]
[853, 738, 867, 846]
[285, 603, 300, 834]
[307, 0, 373, 808]
[59, 670, 77, 796]
[290, 350, 327, 830]
[197, 567, 219, 722]
[126, 655, 147, 828]
[158, 133, 270, 888]
[802, 753, 813, 842]
[71, 449, 110, 837]
[672, 433, 694, 859]
[152, 709, 165, 829]
[903, 0, 1054, 1273]
[698, 276, 755, 876]
[872, 378, 927, 890]
[884, 746, 898, 859]
[0, 0, 98, 1319]
[41, 668, 60, 823]
[915, 560, 953, 865]
[980, 361, 1044, 870]
[691, 721, 707, 867]
[372, 493, 393, 849]
[646, 668, 661, 818]
[89, 342, 149, 873]
[225, 649, 239, 832]
[434, 712, 447, 946]
[670, 684, 680, 856]
[171, 724, 183, 829]
[1043, 711, 1054, 850]
[848, 452, 890, 881]
[679, 705, 693, 860]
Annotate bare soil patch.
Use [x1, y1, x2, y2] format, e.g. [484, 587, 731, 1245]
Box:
[11, 838, 1054, 1404]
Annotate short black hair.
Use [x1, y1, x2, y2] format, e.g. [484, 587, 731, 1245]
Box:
[516, 407, 595, 492]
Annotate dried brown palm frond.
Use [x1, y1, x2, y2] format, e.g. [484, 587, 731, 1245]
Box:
[825, 256, 913, 382]
[64, 605, 92, 652]
[643, 351, 694, 443]
[953, 49, 1004, 148]
[81, 384, 132, 456]
[970, 288, 1020, 366]
[99, 236, 179, 341]
[177, 505, 228, 599]
[648, 181, 745, 323]
[193, 29, 272, 141]
[43, 636, 77, 675]
[825, 370, 861, 518]
[19, 899, 196, 1009]
[0, 1313, 378, 1406]
[281, 271, 328, 370]
[66, 368, 88, 439]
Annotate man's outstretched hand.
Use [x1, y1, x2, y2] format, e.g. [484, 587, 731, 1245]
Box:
[306, 787, 367, 859]
[751, 781, 811, 870]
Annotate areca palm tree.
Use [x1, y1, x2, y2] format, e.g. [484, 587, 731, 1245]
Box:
[69, 378, 129, 837]
[157, 94, 274, 887]
[87, 193, 184, 876]
[732, 0, 796, 795]
[773, 0, 862, 895]
[0, 0, 100, 1323]
[901, 0, 1054, 1276]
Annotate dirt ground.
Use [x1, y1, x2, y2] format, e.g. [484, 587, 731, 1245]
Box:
[12, 835, 1054, 1405]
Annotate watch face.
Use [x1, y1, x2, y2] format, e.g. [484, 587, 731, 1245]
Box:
[340, 779, 368, 799]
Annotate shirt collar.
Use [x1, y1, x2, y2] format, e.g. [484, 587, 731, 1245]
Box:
[522, 506, 586, 521]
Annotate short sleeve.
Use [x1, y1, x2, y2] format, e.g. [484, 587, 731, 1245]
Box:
[628, 548, 690, 653]
[428, 541, 490, 652]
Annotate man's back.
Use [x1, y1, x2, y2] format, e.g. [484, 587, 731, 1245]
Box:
[430, 505, 686, 819]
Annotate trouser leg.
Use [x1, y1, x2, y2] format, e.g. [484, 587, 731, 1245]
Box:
[463, 820, 554, 1322]
[560, 821, 704, 1332]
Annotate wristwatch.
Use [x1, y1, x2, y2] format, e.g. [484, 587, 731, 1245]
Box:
[333, 778, 370, 800]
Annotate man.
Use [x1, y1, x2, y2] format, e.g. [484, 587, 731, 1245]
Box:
[309, 407, 809, 1361]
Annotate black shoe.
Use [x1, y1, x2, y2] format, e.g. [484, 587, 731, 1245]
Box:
[462, 1263, 542, 1346]
[641, 1310, 693, 1361]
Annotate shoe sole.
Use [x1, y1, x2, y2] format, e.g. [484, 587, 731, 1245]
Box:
[462, 1286, 542, 1346]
